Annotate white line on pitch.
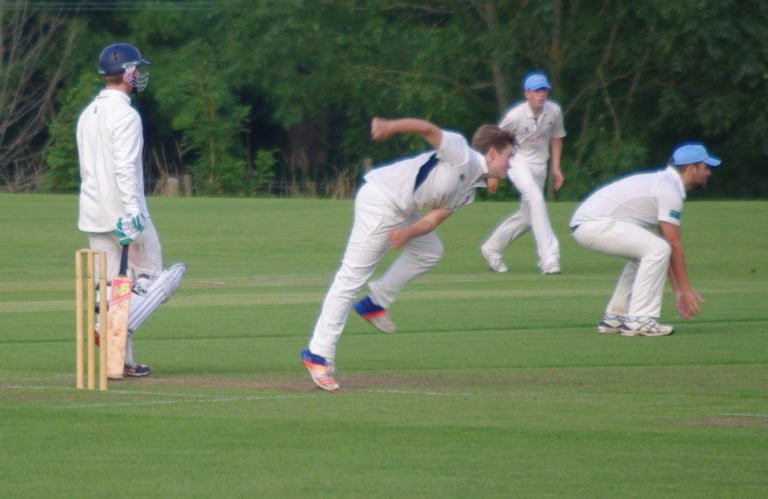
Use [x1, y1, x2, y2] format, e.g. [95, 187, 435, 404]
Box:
[7, 384, 219, 398]
[719, 413, 768, 418]
[357, 389, 475, 397]
[61, 394, 316, 409]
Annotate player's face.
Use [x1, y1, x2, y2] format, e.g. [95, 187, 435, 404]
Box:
[525, 88, 549, 111]
[486, 144, 514, 179]
[691, 163, 712, 188]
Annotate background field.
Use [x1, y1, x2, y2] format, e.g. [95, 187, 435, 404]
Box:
[1, 193, 766, 498]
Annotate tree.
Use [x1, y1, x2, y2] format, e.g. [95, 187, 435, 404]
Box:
[0, 0, 78, 191]
[38, 0, 768, 198]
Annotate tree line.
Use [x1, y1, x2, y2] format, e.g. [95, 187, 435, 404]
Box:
[2, 0, 767, 199]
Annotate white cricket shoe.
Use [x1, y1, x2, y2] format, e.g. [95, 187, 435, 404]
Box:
[481, 245, 508, 273]
[620, 318, 675, 337]
[541, 261, 562, 275]
[596, 314, 625, 334]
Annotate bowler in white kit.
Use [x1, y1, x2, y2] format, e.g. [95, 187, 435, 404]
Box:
[301, 117, 517, 391]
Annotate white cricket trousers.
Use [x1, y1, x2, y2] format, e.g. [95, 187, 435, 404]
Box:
[309, 183, 444, 360]
[571, 220, 671, 319]
[484, 160, 560, 269]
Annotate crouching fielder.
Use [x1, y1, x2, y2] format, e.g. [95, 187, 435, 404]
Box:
[301, 117, 516, 391]
[77, 42, 186, 377]
[569, 142, 721, 337]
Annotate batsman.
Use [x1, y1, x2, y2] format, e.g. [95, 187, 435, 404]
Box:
[76, 42, 186, 378]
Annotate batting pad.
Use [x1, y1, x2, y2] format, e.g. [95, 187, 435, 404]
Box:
[128, 263, 187, 333]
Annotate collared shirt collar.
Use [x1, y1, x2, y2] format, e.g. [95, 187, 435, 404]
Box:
[525, 101, 538, 118]
[470, 154, 490, 189]
[98, 88, 132, 103]
[665, 165, 687, 200]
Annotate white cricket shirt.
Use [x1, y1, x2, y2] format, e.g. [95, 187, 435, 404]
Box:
[499, 100, 565, 164]
[364, 131, 488, 215]
[570, 166, 687, 229]
[77, 89, 148, 233]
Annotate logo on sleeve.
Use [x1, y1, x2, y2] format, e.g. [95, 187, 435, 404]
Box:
[669, 210, 681, 220]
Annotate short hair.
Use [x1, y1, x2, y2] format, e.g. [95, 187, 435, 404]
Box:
[471, 124, 517, 154]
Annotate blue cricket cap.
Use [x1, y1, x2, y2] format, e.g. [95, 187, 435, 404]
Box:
[671, 142, 721, 167]
[523, 73, 551, 91]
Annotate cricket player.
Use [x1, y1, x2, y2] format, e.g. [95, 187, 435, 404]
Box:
[77, 42, 186, 376]
[301, 117, 517, 391]
[480, 71, 566, 275]
[569, 142, 721, 336]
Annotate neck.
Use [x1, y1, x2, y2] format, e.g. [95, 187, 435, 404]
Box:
[106, 82, 132, 95]
[528, 101, 543, 116]
[674, 165, 696, 192]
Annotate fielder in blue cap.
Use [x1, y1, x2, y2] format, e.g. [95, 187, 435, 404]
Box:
[569, 142, 721, 337]
[480, 71, 566, 275]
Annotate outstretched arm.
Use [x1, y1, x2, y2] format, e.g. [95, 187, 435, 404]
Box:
[659, 222, 704, 318]
[389, 208, 453, 249]
[371, 117, 443, 150]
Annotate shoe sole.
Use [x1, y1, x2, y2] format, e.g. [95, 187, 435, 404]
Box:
[620, 329, 675, 337]
[302, 361, 340, 391]
[597, 327, 621, 334]
[363, 314, 396, 334]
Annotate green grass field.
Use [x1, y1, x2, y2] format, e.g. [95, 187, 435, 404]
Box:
[1, 193, 766, 498]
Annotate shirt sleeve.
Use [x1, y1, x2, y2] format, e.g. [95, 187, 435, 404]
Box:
[498, 107, 516, 132]
[552, 107, 566, 139]
[113, 109, 143, 215]
[657, 179, 683, 226]
[436, 131, 470, 169]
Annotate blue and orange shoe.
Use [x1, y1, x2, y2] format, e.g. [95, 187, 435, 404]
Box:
[300, 349, 339, 392]
[354, 296, 396, 333]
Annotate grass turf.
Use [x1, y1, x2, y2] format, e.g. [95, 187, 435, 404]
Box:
[0, 193, 766, 498]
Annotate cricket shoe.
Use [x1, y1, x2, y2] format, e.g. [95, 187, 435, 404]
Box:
[354, 296, 396, 333]
[300, 349, 339, 392]
[124, 363, 152, 377]
[596, 314, 625, 334]
[480, 245, 508, 273]
[541, 261, 562, 275]
[620, 318, 675, 337]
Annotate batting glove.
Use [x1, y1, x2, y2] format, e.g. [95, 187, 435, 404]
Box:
[115, 212, 146, 246]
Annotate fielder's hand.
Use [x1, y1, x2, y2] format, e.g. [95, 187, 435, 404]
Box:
[675, 289, 704, 319]
[115, 212, 146, 246]
[552, 170, 565, 191]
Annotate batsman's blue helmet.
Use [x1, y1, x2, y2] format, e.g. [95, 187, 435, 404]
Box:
[98, 43, 150, 76]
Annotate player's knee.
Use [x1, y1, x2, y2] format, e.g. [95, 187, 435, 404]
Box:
[520, 187, 545, 203]
[646, 239, 671, 262]
[421, 240, 444, 265]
